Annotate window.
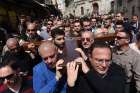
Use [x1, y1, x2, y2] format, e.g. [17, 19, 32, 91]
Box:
[117, 0, 123, 7]
[111, 1, 115, 13]
[92, 3, 99, 15]
[132, 6, 135, 15]
[81, 7, 84, 15]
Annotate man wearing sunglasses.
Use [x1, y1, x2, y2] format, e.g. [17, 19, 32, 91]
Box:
[75, 31, 94, 62]
[33, 41, 66, 93]
[0, 56, 33, 93]
[112, 31, 140, 93]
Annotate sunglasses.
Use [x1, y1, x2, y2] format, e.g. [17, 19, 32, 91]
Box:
[81, 38, 91, 42]
[116, 36, 127, 40]
[0, 74, 14, 84]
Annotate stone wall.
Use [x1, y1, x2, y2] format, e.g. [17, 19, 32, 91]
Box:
[64, 0, 114, 17]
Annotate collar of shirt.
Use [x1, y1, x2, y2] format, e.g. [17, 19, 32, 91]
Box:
[136, 21, 139, 28]
[8, 85, 21, 93]
[132, 21, 139, 28]
[116, 47, 130, 55]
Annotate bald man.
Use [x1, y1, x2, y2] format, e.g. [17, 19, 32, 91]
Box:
[26, 23, 37, 37]
[6, 37, 18, 44]
[2, 38, 19, 55]
[19, 23, 43, 67]
[20, 23, 42, 42]
[38, 41, 58, 68]
[33, 41, 66, 93]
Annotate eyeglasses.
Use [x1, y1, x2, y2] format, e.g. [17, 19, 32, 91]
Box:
[0, 74, 14, 84]
[116, 36, 127, 40]
[81, 38, 91, 42]
[43, 54, 56, 61]
[27, 29, 36, 32]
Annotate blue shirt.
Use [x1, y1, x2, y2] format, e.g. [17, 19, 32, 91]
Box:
[33, 61, 66, 93]
[39, 31, 50, 40]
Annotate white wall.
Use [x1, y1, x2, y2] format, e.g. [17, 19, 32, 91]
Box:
[64, 0, 113, 17]
[57, 0, 66, 14]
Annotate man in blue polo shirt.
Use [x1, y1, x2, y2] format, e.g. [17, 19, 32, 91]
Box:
[33, 41, 66, 93]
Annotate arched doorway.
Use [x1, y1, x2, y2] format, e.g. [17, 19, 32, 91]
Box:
[92, 3, 99, 16]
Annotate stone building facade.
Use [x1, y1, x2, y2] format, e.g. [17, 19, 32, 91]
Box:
[114, 0, 140, 19]
[64, 0, 114, 17]
[51, 0, 66, 15]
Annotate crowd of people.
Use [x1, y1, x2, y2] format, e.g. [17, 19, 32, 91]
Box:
[0, 12, 140, 93]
